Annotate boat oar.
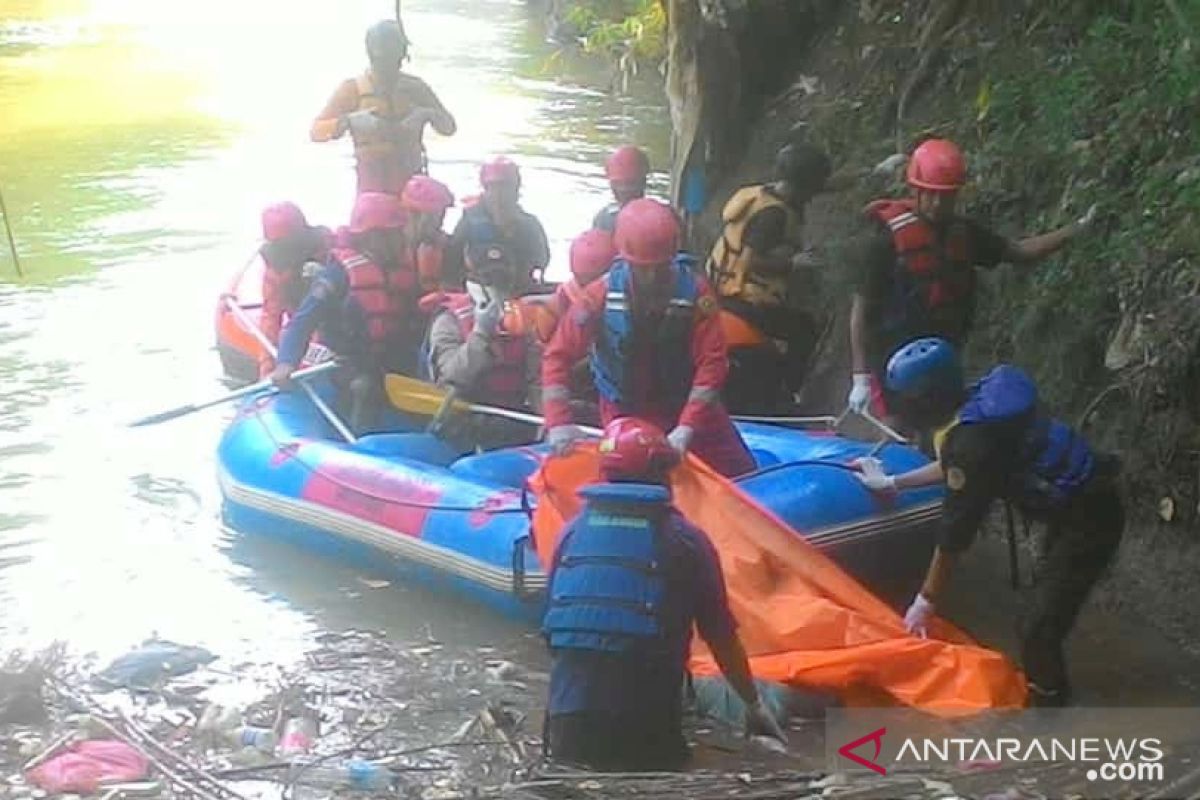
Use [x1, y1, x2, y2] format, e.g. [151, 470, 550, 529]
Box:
[0, 185, 24, 278]
[129, 361, 339, 427]
[384, 373, 601, 434]
[223, 297, 357, 443]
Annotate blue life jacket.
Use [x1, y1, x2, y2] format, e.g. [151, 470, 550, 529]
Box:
[461, 204, 499, 248]
[590, 255, 699, 412]
[960, 365, 1095, 510]
[542, 483, 673, 654]
[593, 202, 621, 232]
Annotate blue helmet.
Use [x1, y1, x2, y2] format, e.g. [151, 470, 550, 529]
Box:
[885, 337, 963, 398]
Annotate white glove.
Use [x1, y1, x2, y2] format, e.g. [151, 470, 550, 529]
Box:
[903, 593, 935, 639]
[666, 425, 694, 455]
[473, 299, 503, 337]
[1075, 203, 1099, 230]
[346, 109, 382, 137]
[745, 698, 788, 745]
[853, 456, 896, 492]
[847, 373, 872, 414]
[872, 153, 908, 177]
[546, 424, 585, 456]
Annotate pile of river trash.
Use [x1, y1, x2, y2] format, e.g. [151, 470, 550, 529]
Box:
[0, 635, 1111, 800]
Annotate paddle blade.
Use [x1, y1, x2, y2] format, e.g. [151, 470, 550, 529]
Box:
[128, 405, 198, 427]
[384, 373, 456, 416]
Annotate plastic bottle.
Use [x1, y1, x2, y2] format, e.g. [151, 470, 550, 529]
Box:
[287, 759, 391, 791]
[196, 705, 277, 752]
[228, 726, 278, 752]
[279, 714, 318, 755]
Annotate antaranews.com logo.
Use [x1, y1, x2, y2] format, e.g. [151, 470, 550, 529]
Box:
[827, 709, 1192, 791]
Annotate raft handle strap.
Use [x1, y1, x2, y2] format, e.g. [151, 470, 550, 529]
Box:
[511, 534, 536, 601]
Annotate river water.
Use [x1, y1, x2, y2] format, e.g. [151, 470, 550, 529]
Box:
[0, 0, 668, 675]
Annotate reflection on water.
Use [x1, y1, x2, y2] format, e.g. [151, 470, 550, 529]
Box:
[0, 0, 668, 676]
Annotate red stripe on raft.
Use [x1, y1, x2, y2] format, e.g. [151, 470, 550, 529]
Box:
[301, 462, 443, 536]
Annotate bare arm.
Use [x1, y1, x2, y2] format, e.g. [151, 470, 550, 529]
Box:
[894, 460, 944, 490]
[1005, 220, 1084, 264]
[311, 80, 358, 142]
[849, 292, 869, 373]
[707, 634, 760, 707]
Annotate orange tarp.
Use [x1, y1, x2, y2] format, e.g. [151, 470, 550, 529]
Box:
[530, 447, 1028, 717]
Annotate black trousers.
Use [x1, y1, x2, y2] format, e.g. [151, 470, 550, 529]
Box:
[719, 298, 818, 412]
[1021, 483, 1124, 697]
[547, 712, 689, 772]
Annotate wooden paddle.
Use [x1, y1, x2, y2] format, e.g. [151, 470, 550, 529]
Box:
[129, 361, 338, 427]
[223, 297, 357, 443]
[384, 373, 601, 434]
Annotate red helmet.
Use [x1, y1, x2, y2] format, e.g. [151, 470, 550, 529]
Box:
[568, 228, 617, 284]
[605, 145, 650, 183]
[480, 157, 521, 187]
[613, 198, 680, 268]
[349, 192, 407, 234]
[401, 176, 454, 214]
[598, 417, 679, 481]
[261, 202, 309, 242]
[906, 139, 966, 192]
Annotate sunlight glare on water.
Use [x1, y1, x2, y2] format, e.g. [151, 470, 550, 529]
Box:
[0, 0, 668, 674]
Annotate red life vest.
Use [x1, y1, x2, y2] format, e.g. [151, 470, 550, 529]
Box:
[439, 292, 529, 406]
[866, 198, 975, 313]
[332, 246, 415, 351]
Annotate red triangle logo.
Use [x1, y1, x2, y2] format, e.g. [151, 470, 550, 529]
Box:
[838, 727, 888, 775]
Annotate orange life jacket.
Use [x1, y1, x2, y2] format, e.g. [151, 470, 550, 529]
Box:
[866, 198, 976, 317]
[350, 72, 425, 171]
[437, 293, 529, 405]
[332, 246, 415, 352]
[523, 280, 590, 345]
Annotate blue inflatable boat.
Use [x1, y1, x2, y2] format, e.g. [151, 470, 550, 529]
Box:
[218, 382, 944, 620]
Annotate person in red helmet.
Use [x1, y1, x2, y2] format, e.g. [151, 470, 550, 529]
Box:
[593, 145, 651, 232]
[848, 137, 1098, 417]
[542, 416, 785, 770]
[256, 202, 332, 378]
[542, 199, 756, 478]
[330, 192, 423, 377]
[527, 228, 617, 346]
[422, 242, 541, 449]
[522, 228, 617, 426]
[400, 175, 454, 293]
[444, 157, 550, 291]
[311, 20, 456, 195]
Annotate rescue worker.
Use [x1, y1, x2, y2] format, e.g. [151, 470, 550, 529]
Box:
[543, 416, 786, 770]
[593, 145, 650, 232]
[270, 250, 374, 431]
[400, 175, 455, 293]
[855, 338, 1123, 706]
[444, 157, 550, 290]
[847, 138, 1098, 416]
[527, 228, 617, 346]
[523, 228, 617, 427]
[425, 242, 541, 416]
[542, 199, 756, 478]
[332, 192, 422, 376]
[705, 142, 832, 409]
[311, 20, 456, 195]
[256, 202, 332, 378]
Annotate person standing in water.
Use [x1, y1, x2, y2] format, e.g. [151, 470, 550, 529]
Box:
[311, 20, 457, 196]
